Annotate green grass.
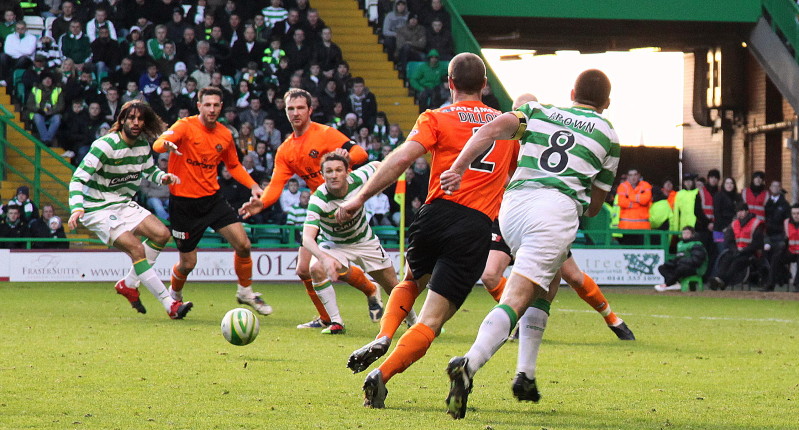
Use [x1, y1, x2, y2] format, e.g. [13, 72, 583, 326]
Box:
[1, 282, 797, 429]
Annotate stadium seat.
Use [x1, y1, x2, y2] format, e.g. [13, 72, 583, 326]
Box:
[679, 274, 704, 292]
[13, 69, 26, 103]
[23, 16, 44, 36]
[44, 17, 56, 36]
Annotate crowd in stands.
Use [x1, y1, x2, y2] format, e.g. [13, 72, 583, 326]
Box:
[609, 167, 799, 293]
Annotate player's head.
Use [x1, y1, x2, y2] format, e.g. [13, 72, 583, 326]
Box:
[447, 53, 486, 96]
[111, 100, 166, 140]
[512, 93, 538, 110]
[197, 86, 224, 124]
[571, 69, 611, 112]
[284, 88, 313, 131]
[321, 152, 349, 194]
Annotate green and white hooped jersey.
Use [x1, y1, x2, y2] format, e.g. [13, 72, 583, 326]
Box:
[69, 132, 164, 214]
[305, 162, 378, 244]
[507, 101, 620, 214]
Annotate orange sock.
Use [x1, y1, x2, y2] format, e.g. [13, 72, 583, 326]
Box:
[378, 322, 435, 383]
[171, 264, 187, 291]
[340, 265, 377, 297]
[377, 280, 421, 340]
[571, 272, 620, 326]
[303, 278, 331, 323]
[233, 254, 252, 287]
[485, 277, 506, 302]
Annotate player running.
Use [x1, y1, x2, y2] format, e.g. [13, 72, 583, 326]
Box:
[440, 69, 619, 419]
[301, 154, 399, 334]
[68, 100, 192, 319]
[336, 53, 517, 409]
[239, 88, 384, 329]
[153, 87, 270, 315]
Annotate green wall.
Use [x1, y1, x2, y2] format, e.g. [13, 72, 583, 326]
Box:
[449, 0, 761, 23]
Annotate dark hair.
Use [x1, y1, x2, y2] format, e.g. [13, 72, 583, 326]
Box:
[288, 177, 299, 184]
[283, 88, 312, 107]
[5, 204, 21, 213]
[792, 203, 799, 210]
[707, 169, 720, 179]
[198, 86, 223, 102]
[321, 152, 349, 170]
[110, 100, 166, 139]
[448, 53, 486, 94]
[573, 69, 611, 109]
[735, 202, 749, 212]
[682, 226, 696, 234]
[352, 76, 365, 85]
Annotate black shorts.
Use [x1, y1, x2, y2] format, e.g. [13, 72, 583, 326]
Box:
[490, 218, 512, 258]
[169, 191, 240, 252]
[406, 199, 492, 308]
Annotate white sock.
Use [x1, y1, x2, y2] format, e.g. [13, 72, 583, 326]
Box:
[168, 286, 182, 302]
[464, 305, 515, 376]
[517, 306, 549, 377]
[127, 240, 163, 287]
[135, 261, 174, 311]
[314, 280, 342, 325]
[237, 284, 254, 298]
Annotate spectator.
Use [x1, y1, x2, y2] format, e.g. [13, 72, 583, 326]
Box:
[49, 1, 76, 42]
[195, 11, 215, 42]
[185, 39, 210, 72]
[710, 202, 767, 291]
[273, 96, 292, 136]
[366, 135, 383, 161]
[279, 177, 301, 215]
[241, 154, 265, 184]
[706, 169, 721, 195]
[178, 76, 199, 110]
[337, 113, 358, 139]
[671, 173, 698, 231]
[694, 177, 716, 272]
[40, 0, 62, 19]
[167, 7, 190, 44]
[318, 79, 344, 117]
[781, 203, 799, 292]
[140, 153, 171, 220]
[713, 177, 742, 256]
[190, 55, 215, 89]
[0, 10, 14, 44]
[6, 186, 38, 223]
[395, 13, 426, 75]
[314, 27, 342, 78]
[224, 13, 244, 47]
[239, 96, 268, 129]
[347, 77, 378, 128]
[110, 57, 137, 91]
[272, 8, 308, 46]
[146, 25, 169, 60]
[661, 177, 677, 208]
[354, 126, 371, 147]
[231, 26, 267, 76]
[419, 0, 451, 29]
[262, 0, 288, 30]
[169, 61, 189, 94]
[254, 117, 282, 149]
[86, 6, 117, 42]
[654, 226, 707, 292]
[382, 0, 409, 61]
[741, 171, 767, 221]
[91, 26, 121, 77]
[0, 205, 29, 249]
[616, 168, 652, 245]
[129, 40, 153, 78]
[138, 63, 163, 101]
[71, 69, 101, 105]
[233, 80, 252, 109]
[153, 88, 180, 125]
[249, 140, 274, 176]
[365, 191, 392, 226]
[57, 98, 90, 160]
[303, 63, 325, 95]
[387, 123, 404, 146]
[253, 14, 270, 43]
[30, 204, 67, 249]
[221, 106, 240, 130]
[1, 21, 35, 87]
[26, 73, 64, 146]
[236, 121, 257, 154]
[426, 18, 453, 61]
[155, 41, 178, 77]
[35, 35, 62, 70]
[762, 180, 791, 291]
[21, 55, 49, 100]
[304, 8, 326, 45]
[219, 164, 252, 214]
[262, 37, 286, 74]
[410, 49, 447, 112]
[284, 28, 312, 74]
[648, 187, 672, 233]
[99, 85, 122, 123]
[121, 81, 146, 103]
[372, 111, 389, 142]
[175, 27, 197, 63]
[59, 20, 91, 69]
[285, 189, 310, 226]
[333, 61, 353, 94]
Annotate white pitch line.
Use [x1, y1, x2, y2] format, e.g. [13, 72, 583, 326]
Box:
[557, 308, 798, 324]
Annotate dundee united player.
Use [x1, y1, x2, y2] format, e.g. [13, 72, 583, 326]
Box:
[68, 100, 192, 319]
[153, 87, 270, 315]
[336, 53, 517, 409]
[440, 69, 619, 419]
[239, 88, 386, 329]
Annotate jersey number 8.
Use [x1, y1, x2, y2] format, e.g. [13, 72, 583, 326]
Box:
[540, 130, 575, 174]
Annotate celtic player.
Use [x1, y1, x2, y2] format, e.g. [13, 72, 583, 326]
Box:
[301, 153, 401, 334]
[68, 100, 193, 320]
[440, 69, 620, 418]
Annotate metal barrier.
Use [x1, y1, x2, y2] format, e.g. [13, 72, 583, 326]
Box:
[763, 0, 799, 62]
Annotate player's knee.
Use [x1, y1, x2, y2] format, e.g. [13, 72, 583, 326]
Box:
[309, 261, 325, 280]
[561, 268, 582, 288]
[234, 240, 251, 256]
[154, 227, 171, 246]
[481, 270, 502, 289]
[296, 265, 311, 279]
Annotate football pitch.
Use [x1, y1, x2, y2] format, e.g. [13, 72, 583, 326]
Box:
[1, 282, 797, 429]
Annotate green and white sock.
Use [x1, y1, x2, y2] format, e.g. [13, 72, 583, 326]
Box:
[314, 280, 342, 325]
[134, 259, 173, 311]
[464, 304, 517, 376]
[127, 239, 165, 288]
[516, 299, 550, 377]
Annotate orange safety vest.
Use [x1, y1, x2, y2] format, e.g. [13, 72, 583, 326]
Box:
[732, 217, 762, 250]
[741, 187, 766, 221]
[617, 180, 652, 230]
[785, 219, 799, 254]
[698, 186, 714, 222]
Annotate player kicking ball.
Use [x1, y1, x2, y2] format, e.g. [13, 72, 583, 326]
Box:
[68, 100, 193, 319]
[301, 154, 401, 334]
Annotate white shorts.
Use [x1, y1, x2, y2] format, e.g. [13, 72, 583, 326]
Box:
[80, 201, 151, 246]
[499, 188, 580, 290]
[311, 237, 394, 274]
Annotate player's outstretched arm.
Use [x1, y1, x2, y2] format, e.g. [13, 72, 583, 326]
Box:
[239, 197, 264, 219]
[440, 112, 521, 192]
[336, 141, 426, 223]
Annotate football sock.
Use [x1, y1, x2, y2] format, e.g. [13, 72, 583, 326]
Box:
[340, 265, 377, 297]
[377, 280, 421, 340]
[464, 304, 517, 376]
[378, 322, 435, 383]
[516, 299, 550, 377]
[572, 272, 620, 326]
[485, 276, 507, 302]
[233, 254, 253, 288]
[124, 239, 164, 287]
[133, 258, 173, 310]
[313, 279, 342, 324]
[303, 278, 331, 323]
[170, 264, 188, 292]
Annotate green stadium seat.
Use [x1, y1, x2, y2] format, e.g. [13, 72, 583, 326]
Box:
[13, 69, 26, 103]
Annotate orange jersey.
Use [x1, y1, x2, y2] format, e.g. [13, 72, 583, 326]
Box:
[154, 116, 256, 198]
[261, 121, 368, 206]
[408, 100, 518, 220]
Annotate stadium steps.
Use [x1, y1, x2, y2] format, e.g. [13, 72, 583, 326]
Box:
[315, 0, 420, 131]
[0, 89, 100, 247]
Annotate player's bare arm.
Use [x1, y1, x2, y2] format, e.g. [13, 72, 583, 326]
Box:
[440, 112, 522, 192]
[335, 141, 426, 223]
[301, 223, 341, 281]
[587, 187, 609, 217]
[160, 173, 181, 185]
[67, 209, 83, 230]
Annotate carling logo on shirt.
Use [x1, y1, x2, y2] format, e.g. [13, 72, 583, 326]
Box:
[109, 172, 140, 185]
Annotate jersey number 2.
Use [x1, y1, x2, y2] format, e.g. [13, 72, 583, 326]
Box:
[468, 127, 496, 173]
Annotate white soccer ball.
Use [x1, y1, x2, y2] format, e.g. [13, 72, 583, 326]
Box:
[221, 308, 260, 346]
